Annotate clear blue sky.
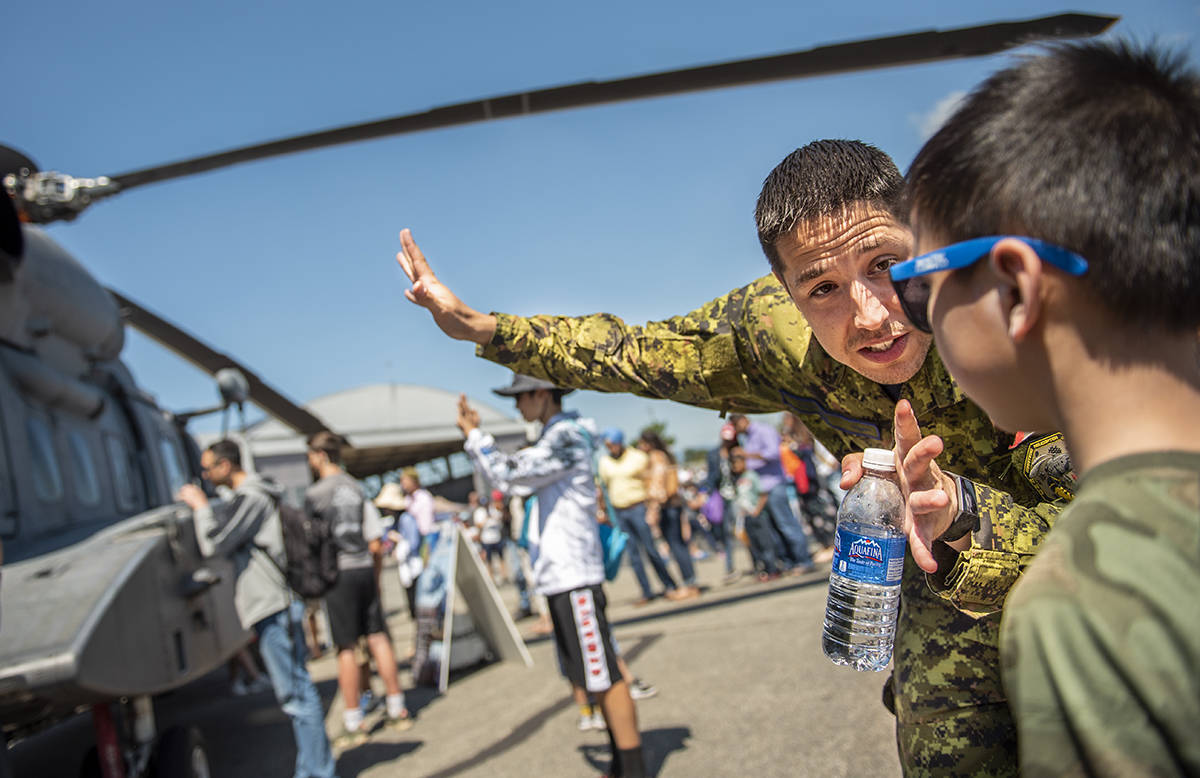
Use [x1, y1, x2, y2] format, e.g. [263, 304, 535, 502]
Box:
[5, 1, 1196, 455]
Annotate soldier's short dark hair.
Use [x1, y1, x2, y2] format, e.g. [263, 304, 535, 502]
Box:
[307, 430, 347, 466]
[755, 139, 905, 275]
[207, 439, 242, 469]
[907, 40, 1200, 331]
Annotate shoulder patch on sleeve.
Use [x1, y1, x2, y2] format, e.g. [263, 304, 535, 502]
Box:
[1021, 432, 1077, 502]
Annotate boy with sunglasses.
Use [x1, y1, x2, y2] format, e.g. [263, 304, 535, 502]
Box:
[892, 41, 1200, 775]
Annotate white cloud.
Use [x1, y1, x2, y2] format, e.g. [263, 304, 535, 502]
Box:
[910, 90, 967, 141]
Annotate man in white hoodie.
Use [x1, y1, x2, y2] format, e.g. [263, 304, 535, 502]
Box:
[178, 439, 336, 778]
[459, 374, 646, 778]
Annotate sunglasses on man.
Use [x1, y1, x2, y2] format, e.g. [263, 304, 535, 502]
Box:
[889, 236, 1089, 333]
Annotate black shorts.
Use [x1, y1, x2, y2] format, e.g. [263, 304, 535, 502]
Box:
[324, 566, 388, 649]
[547, 584, 621, 693]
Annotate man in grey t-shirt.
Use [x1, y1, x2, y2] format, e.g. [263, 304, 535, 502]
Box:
[306, 432, 411, 745]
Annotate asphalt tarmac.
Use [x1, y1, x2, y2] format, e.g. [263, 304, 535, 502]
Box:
[10, 547, 901, 777]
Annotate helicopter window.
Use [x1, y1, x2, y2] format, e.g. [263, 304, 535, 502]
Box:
[158, 436, 188, 496]
[26, 417, 63, 503]
[67, 430, 101, 507]
[104, 433, 141, 511]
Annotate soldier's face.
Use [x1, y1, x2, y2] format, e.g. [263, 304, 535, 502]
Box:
[773, 204, 932, 384]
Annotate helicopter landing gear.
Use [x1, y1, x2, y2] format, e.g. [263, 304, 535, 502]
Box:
[80, 697, 210, 778]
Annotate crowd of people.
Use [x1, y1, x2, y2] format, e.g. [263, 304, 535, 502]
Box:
[177, 39, 1198, 778]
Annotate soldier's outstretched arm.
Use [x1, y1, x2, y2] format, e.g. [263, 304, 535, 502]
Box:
[396, 228, 498, 344]
[479, 277, 800, 413]
[397, 230, 798, 412]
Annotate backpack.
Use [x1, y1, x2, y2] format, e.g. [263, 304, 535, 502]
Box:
[276, 502, 339, 598]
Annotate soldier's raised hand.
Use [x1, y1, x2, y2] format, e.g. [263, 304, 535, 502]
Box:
[396, 228, 498, 344]
[893, 399, 961, 573]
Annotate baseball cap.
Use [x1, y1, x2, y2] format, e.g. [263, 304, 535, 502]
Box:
[601, 428, 625, 446]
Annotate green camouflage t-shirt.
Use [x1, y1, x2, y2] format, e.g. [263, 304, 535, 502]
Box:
[1001, 451, 1200, 777]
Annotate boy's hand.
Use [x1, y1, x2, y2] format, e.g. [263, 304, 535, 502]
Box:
[893, 400, 962, 573]
[396, 229, 497, 344]
[456, 393, 481, 437]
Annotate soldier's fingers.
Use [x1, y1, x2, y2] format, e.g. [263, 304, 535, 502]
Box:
[893, 400, 923, 456]
[907, 531, 940, 573]
[399, 228, 435, 279]
[907, 487, 951, 514]
[901, 434, 945, 489]
[396, 248, 415, 281]
[840, 452, 863, 490]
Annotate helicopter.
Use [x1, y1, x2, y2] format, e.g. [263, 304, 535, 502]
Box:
[0, 12, 1117, 777]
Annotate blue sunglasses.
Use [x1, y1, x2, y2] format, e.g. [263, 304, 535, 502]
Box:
[889, 236, 1088, 333]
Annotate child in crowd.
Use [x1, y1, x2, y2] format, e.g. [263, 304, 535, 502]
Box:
[730, 449, 782, 581]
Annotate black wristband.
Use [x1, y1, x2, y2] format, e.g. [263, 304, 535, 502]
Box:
[938, 472, 979, 544]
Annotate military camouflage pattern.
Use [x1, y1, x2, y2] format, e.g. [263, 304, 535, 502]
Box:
[479, 273, 1072, 775]
[1001, 452, 1200, 777]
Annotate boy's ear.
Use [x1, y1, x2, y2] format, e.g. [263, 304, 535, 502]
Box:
[988, 238, 1043, 342]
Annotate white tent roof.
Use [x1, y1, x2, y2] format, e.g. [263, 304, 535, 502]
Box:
[202, 383, 531, 478]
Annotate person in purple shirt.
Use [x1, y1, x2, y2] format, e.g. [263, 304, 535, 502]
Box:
[730, 414, 814, 572]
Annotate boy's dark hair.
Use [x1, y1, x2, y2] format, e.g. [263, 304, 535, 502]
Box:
[907, 40, 1200, 330]
[756, 139, 905, 275]
[307, 430, 347, 466]
[207, 439, 242, 469]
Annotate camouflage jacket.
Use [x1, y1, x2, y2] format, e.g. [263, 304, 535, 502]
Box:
[479, 274, 1070, 612]
[479, 273, 1075, 774]
[1001, 452, 1200, 777]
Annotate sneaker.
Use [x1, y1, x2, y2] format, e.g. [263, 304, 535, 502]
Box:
[577, 712, 593, 731]
[813, 546, 835, 564]
[359, 689, 380, 714]
[386, 710, 415, 732]
[230, 678, 249, 697]
[332, 728, 368, 749]
[722, 570, 742, 585]
[629, 679, 658, 700]
[588, 710, 607, 730]
[247, 675, 273, 695]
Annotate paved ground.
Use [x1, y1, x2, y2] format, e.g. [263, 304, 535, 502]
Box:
[10, 548, 902, 777]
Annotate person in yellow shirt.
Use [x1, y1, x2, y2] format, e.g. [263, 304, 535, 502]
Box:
[597, 429, 692, 605]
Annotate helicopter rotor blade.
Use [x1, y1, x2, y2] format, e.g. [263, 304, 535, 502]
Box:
[109, 13, 1116, 191]
[108, 288, 335, 439]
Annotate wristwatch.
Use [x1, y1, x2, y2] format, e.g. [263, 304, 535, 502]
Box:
[937, 472, 979, 544]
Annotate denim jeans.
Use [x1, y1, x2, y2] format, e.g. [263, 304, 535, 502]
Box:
[658, 503, 696, 586]
[765, 482, 813, 567]
[612, 502, 677, 598]
[255, 600, 338, 778]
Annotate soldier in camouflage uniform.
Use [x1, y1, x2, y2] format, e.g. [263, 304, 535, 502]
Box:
[894, 41, 1200, 776]
[394, 141, 1071, 775]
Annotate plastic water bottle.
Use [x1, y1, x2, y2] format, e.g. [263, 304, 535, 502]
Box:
[822, 447, 906, 672]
